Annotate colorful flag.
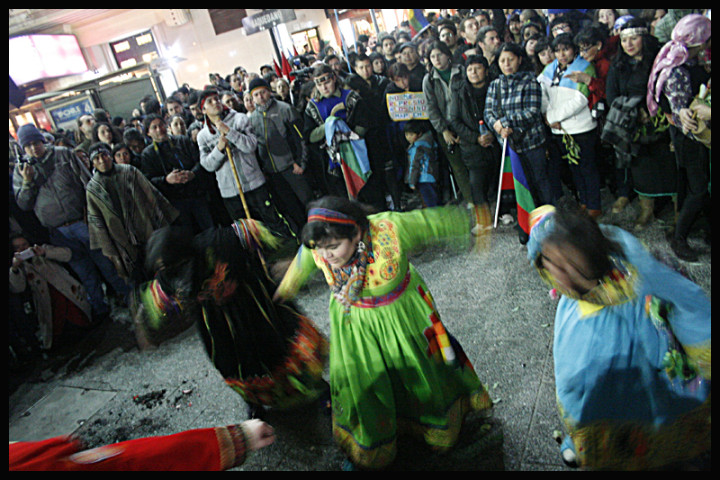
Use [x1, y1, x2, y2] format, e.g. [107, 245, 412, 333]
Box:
[325, 117, 371, 200]
[501, 145, 536, 235]
[406, 9, 430, 38]
[338, 143, 370, 200]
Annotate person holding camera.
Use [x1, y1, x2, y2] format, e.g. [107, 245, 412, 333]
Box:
[12, 124, 130, 323]
[9, 232, 92, 350]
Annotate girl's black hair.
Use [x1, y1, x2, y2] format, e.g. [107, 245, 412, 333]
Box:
[611, 18, 660, 72]
[551, 33, 576, 52]
[543, 203, 625, 280]
[300, 196, 372, 249]
[574, 24, 607, 49]
[496, 42, 525, 61]
[403, 119, 430, 135]
[425, 40, 454, 67]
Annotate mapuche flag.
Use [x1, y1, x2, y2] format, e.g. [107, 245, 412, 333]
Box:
[406, 9, 430, 38]
[501, 145, 536, 235]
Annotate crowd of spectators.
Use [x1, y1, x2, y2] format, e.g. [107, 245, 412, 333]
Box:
[9, 9, 711, 367]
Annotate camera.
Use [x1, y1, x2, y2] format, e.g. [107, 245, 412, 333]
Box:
[16, 248, 35, 261]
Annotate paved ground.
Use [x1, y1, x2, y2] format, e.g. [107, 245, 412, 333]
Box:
[9, 190, 711, 471]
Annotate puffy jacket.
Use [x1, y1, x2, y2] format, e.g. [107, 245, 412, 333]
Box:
[405, 131, 438, 187]
[13, 146, 91, 228]
[539, 56, 598, 135]
[198, 109, 265, 198]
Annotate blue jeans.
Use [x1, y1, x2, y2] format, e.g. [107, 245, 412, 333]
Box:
[50, 221, 129, 317]
[417, 182, 438, 208]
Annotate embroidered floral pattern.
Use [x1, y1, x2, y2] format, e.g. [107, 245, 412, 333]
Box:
[645, 295, 700, 382]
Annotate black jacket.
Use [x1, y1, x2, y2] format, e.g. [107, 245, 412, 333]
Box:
[140, 134, 205, 201]
[448, 76, 499, 168]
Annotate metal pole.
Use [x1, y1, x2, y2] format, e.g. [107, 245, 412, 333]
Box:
[369, 9, 380, 35]
[268, 26, 283, 70]
[493, 137, 508, 228]
[334, 9, 353, 72]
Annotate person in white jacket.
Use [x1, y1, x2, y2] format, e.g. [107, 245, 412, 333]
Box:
[539, 33, 603, 218]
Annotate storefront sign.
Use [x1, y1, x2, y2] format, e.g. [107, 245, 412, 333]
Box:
[47, 96, 95, 131]
[242, 9, 297, 35]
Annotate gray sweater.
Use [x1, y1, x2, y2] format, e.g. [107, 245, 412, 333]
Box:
[197, 108, 266, 198]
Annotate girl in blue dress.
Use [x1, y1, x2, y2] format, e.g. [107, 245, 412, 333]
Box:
[527, 204, 710, 469]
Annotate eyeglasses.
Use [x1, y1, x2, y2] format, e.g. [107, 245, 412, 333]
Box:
[579, 45, 597, 54]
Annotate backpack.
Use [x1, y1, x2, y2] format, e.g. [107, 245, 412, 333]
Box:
[601, 95, 643, 168]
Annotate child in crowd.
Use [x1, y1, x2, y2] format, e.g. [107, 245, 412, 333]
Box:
[404, 120, 439, 208]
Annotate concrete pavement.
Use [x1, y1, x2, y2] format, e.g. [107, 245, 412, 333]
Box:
[9, 192, 711, 470]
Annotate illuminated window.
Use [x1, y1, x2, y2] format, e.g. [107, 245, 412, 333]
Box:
[113, 41, 130, 53]
[136, 34, 153, 46]
[110, 30, 159, 69]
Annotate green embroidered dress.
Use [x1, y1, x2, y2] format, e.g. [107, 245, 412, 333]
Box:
[277, 206, 492, 469]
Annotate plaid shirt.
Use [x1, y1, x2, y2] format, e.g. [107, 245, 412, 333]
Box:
[484, 71, 546, 154]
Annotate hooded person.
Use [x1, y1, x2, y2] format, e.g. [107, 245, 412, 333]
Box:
[646, 13, 712, 118]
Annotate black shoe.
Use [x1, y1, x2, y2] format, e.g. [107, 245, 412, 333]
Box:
[317, 380, 332, 416]
[670, 238, 700, 262]
[518, 229, 529, 245]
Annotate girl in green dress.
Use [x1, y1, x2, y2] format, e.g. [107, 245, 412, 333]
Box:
[275, 197, 493, 469]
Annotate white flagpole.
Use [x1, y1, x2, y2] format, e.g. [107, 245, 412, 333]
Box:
[494, 137, 508, 228]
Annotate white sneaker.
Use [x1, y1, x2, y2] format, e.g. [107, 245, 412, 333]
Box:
[500, 214, 515, 226]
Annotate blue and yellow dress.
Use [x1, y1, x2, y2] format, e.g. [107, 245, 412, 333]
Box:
[276, 205, 492, 469]
[527, 206, 711, 469]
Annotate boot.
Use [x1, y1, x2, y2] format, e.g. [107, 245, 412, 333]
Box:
[634, 196, 654, 231]
[611, 196, 629, 214]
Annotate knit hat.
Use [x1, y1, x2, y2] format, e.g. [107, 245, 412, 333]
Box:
[17, 124, 46, 148]
[248, 77, 271, 95]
